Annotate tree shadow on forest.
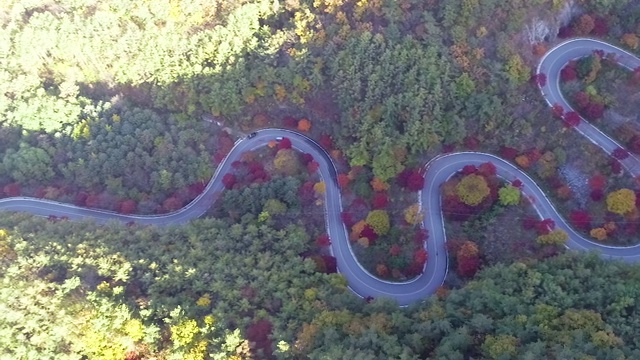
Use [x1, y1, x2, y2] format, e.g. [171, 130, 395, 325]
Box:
[0, 19, 355, 358]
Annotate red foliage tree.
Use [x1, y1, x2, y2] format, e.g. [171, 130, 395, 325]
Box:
[563, 111, 581, 128]
[162, 197, 182, 212]
[511, 179, 523, 188]
[389, 244, 402, 256]
[536, 218, 555, 235]
[442, 144, 455, 153]
[522, 216, 538, 230]
[570, 210, 592, 230]
[610, 159, 623, 175]
[612, 148, 629, 160]
[85, 194, 100, 208]
[457, 255, 480, 277]
[414, 248, 428, 267]
[372, 192, 389, 209]
[585, 102, 605, 120]
[299, 181, 315, 204]
[341, 212, 355, 227]
[560, 65, 577, 82]
[282, 116, 297, 128]
[531, 73, 547, 87]
[500, 146, 519, 160]
[360, 225, 378, 243]
[321, 255, 337, 273]
[478, 162, 497, 177]
[278, 137, 292, 150]
[396, 168, 412, 187]
[307, 160, 319, 173]
[631, 67, 640, 86]
[463, 136, 480, 150]
[74, 192, 88, 206]
[406, 171, 425, 192]
[551, 103, 564, 119]
[527, 148, 542, 163]
[442, 196, 474, 222]
[462, 165, 477, 175]
[592, 16, 609, 36]
[589, 174, 606, 190]
[188, 181, 206, 198]
[246, 319, 273, 357]
[3, 182, 20, 197]
[337, 173, 350, 188]
[574, 91, 590, 109]
[558, 26, 574, 38]
[222, 173, 236, 189]
[591, 188, 604, 201]
[319, 134, 333, 149]
[119, 199, 137, 214]
[628, 135, 640, 154]
[414, 228, 429, 244]
[315, 234, 331, 247]
[300, 153, 314, 165]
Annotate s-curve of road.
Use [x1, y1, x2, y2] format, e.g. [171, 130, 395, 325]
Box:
[1, 38, 640, 306]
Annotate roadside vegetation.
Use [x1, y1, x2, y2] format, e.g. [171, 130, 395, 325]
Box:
[2, 0, 640, 358]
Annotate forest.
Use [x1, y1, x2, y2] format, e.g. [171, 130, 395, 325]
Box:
[2, 0, 640, 358]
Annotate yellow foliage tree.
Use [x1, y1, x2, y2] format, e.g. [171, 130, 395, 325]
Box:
[606, 189, 636, 215]
[536, 229, 569, 246]
[366, 210, 390, 235]
[313, 181, 326, 195]
[403, 204, 423, 225]
[273, 149, 300, 176]
[456, 174, 490, 206]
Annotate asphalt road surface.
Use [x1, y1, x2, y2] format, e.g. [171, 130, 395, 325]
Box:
[1, 39, 639, 306]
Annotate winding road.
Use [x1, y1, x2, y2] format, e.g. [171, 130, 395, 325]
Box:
[1, 38, 639, 306]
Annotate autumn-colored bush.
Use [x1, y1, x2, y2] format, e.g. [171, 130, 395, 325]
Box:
[456, 241, 480, 278]
[551, 103, 564, 119]
[278, 137, 292, 150]
[315, 234, 331, 247]
[537, 229, 568, 246]
[282, 116, 297, 128]
[606, 189, 636, 215]
[370, 177, 389, 192]
[371, 193, 389, 209]
[515, 155, 531, 168]
[365, 210, 390, 235]
[570, 210, 592, 230]
[560, 65, 577, 82]
[563, 111, 580, 128]
[297, 118, 312, 131]
[612, 148, 629, 160]
[621, 33, 639, 50]
[403, 204, 422, 225]
[222, 173, 236, 189]
[456, 174, 490, 206]
[590, 227, 608, 241]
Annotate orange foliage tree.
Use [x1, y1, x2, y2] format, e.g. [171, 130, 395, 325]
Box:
[297, 118, 312, 131]
[370, 177, 390, 192]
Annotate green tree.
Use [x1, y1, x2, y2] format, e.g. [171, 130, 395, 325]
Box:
[2, 143, 55, 183]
